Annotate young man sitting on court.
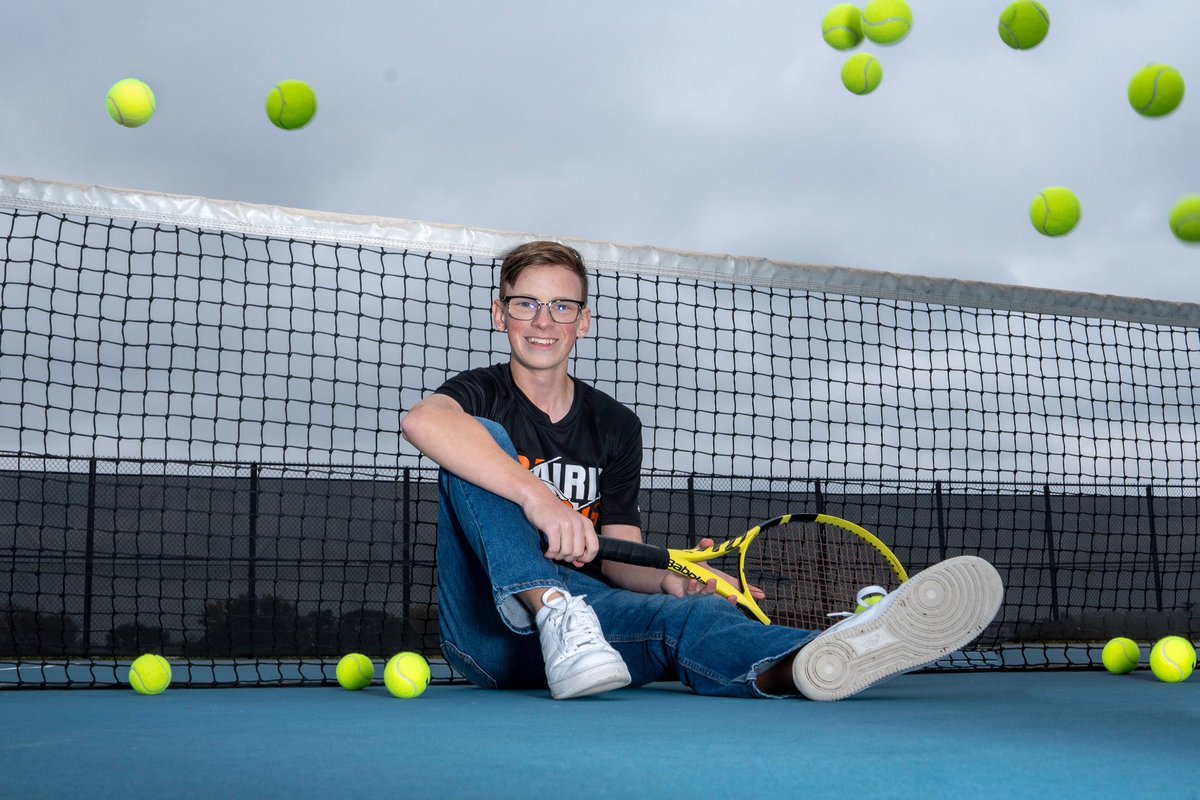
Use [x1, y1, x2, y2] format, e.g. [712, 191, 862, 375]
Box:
[400, 240, 1003, 700]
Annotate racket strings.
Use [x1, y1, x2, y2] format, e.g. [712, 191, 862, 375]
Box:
[742, 521, 902, 631]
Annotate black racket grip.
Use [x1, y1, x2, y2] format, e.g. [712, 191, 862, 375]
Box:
[596, 536, 671, 570]
[538, 533, 671, 570]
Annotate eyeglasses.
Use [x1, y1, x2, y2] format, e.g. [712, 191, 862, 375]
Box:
[500, 296, 586, 324]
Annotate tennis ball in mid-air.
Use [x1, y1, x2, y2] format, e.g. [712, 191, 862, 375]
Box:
[336, 653, 375, 690]
[1128, 65, 1185, 118]
[861, 0, 912, 46]
[1169, 196, 1200, 243]
[998, 1, 1050, 50]
[1150, 636, 1196, 683]
[384, 652, 431, 699]
[1030, 187, 1081, 237]
[842, 54, 883, 96]
[106, 78, 156, 128]
[129, 654, 172, 695]
[822, 4, 863, 51]
[1101, 637, 1140, 674]
[266, 80, 318, 130]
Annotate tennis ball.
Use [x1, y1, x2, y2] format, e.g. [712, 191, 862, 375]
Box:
[129, 654, 172, 695]
[861, 0, 912, 46]
[842, 53, 883, 96]
[266, 80, 318, 130]
[1169, 196, 1200, 243]
[1030, 187, 1081, 237]
[1149, 636, 1196, 683]
[998, 1, 1050, 50]
[384, 652, 431, 699]
[822, 4, 863, 51]
[1101, 637, 1140, 674]
[854, 594, 885, 614]
[106, 78, 156, 128]
[1128, 65, 1185, 118]
[336, 653, 375, 690]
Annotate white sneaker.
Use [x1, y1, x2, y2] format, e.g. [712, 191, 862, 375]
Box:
[792, 555, 1004, 701]
[536, 588, 631, 699]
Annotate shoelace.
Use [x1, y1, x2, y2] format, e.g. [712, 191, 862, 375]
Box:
[545, 593, 603, 652]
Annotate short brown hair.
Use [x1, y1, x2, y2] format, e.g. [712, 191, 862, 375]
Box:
[498, 241, 589, 303]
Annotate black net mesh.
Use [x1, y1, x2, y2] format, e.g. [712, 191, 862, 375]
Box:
[2, 195, 1198, 687]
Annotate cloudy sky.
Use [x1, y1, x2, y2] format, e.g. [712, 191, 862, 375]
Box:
[2, 1, 1197, 303]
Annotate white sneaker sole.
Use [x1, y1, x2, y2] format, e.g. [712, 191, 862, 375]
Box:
[549, 661, 632, 700]
[792, 555, 1003, 702]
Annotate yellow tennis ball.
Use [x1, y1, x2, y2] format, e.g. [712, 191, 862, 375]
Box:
[823, 4, 863, 51]
[336, 653, 375, 690]
[842, 53, 883, 96]
[998, 1, 1050, 50]
[1149, 636, 1196, 683]
[854, 594, 884, 614]
[106, 78, 156, 128]
[1101, 637, 1140, 674]
[384, 652, 431, 699]
[1030, 187, 1081, 237]
[266, 80, 318, 130]
[861, 0, 912, 46]
[129, 654, 172, 695]
[1169, 196, 1200, 243]
[1128, 65, 1185, 118]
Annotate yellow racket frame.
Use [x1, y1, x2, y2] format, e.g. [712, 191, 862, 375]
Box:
[661, 512, 909, 625]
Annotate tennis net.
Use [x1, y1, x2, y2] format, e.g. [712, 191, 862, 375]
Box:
[2, 176, 1198, 687]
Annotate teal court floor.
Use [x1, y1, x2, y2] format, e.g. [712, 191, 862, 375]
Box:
[1, 671, 1196, 798]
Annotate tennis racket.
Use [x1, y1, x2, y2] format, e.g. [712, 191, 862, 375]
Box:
[593, 513, 909, 629]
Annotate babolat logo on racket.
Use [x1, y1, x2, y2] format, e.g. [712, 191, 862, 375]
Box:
[667, 558, 709, 582]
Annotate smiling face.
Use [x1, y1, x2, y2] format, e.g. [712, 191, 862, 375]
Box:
[493, 263, 591, 380]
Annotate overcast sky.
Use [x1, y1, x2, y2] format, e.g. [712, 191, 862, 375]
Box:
[2, 1, 1197, 304]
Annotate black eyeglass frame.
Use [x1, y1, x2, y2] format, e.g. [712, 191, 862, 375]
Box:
[499, 295, 588, 323]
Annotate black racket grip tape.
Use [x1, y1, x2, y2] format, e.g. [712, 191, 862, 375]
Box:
[596, 536, 671, 569]
[538, 533, 671, 569]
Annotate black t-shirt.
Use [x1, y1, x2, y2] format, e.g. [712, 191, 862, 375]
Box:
[435, 363, 643, 530]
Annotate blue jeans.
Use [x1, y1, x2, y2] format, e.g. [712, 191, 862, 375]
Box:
[435, 418, 816, 697]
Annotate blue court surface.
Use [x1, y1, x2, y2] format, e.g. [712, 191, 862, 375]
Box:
[1, 672, 1195, 798]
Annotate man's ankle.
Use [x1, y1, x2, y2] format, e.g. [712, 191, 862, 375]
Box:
[756, 656, 799, 695]
[520, 587, 563, 615]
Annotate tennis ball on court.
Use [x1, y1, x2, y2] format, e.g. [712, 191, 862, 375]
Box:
[842, 53, 883, 96]
[822, 4, 863, 51]
[998, 1, 1050, 50]
[384, 652, 431, 699]
[106, 78, 156, 128]
[266, 80, 318, 130]
[861, 0, 912, 46]
[1101, 637, 1140, 674]
[129, 654, 172, 695]
[1169, 196, 1200, 243]
[1128, 65, 1185, 118]
[336, 653, 375, 690]
[1150, 636, 1196, 683]
[1030, 187, 1081, 237]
